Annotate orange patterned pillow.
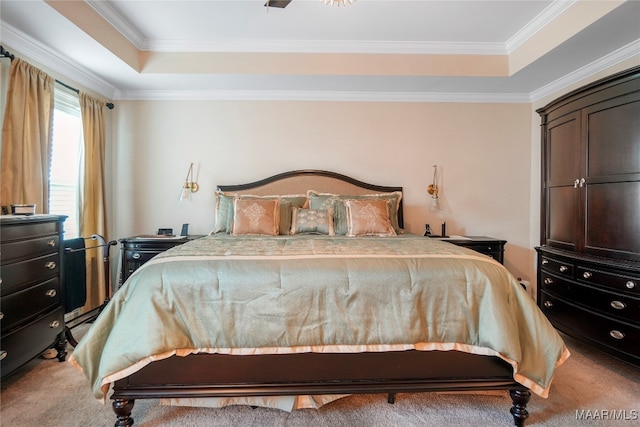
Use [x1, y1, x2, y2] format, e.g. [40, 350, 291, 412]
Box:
[344, 199, 396, 237]
[231, 198, 280, 236]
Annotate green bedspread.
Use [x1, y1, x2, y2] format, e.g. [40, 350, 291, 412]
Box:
[70, 234, 569, 400]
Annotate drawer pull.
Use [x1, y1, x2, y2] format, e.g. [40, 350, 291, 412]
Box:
[132, 253, 141, 260]
[559, 266, 568, 272]
[610, 300, 626, 310]
[626, 281, 636, 290]
[541, 259, 549, 265]
[543, 301, 553, 308]
[0, 350, 6, 361]
[49, 320, 60, 328]
[46, 289, 57, 298]
[47, 239, 56, 247]
[609, 330, 625, 340]
[544, 278, 554, 285]
[45, 261, 56, 270]
[582, 271, 592, 279]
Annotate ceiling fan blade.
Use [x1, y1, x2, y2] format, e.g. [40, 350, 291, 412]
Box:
[264, 0, 293, 8]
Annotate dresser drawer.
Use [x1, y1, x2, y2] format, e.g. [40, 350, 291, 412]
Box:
[540, 256, 574, 278]
[0, 307, 64, 376]
[540, 292, 640, 359]
[0, 253, 59, 296]
[437, 237, 506, 264]
[1, 235, 59, 264]
[124, 250, 162, 263]
[576, 266, 639, 296]
[1, 278, 61, 333]
[540, 272, 640, 323]
[0, 220, 61, 242]
[456, 245, 502, 262]
[123, 240, 189, 251]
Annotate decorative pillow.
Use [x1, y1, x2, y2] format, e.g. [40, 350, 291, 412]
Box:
[277, 195, 308, 235]
[231, 198, 280, 236]
[290, 208, 335, 235]
[214, 192, 307, 235]
[213, 191, 236, 234]
[344, 199, 396, 237]
[308, 191, 403, 235]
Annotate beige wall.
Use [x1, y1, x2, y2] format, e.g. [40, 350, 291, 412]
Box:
[112, 100, 535, 281]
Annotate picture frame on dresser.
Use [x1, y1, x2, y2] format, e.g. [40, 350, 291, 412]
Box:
[536, 65, 640, 367]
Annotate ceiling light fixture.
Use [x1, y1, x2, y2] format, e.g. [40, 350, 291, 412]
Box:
[324, 0, 355, 6]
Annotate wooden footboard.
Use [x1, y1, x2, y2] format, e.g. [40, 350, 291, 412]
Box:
[111, 350, 531, 426]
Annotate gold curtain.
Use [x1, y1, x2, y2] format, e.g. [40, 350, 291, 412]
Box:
[79, 92, 109, 308]
[0, 59, 54, 212]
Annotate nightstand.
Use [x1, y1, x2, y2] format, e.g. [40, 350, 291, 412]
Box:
[119, 235, 204, 284]
[432, 235, 506, 264]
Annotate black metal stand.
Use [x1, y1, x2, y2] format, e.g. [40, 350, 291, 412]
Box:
[64, 234, 118, 347]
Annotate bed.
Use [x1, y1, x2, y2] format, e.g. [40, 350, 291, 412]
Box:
[69, 170, 569, 427]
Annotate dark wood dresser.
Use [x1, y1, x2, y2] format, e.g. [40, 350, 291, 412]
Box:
[536, 66, 640, 366]
[1, 214, 67, 378]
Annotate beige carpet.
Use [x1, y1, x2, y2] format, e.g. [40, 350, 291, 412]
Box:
[1, 326, 639, 427]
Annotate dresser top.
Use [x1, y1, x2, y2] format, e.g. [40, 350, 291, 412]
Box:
[0, 214, 67, 225]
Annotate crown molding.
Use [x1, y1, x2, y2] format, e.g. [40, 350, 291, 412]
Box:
[0, 23, 117, 99]
[113, 89, 531, 103]
[86, 0, 145, 48]
[142, 39, 507, 55]
[506, 0, 576, 53]
[530, 39, 640, 102]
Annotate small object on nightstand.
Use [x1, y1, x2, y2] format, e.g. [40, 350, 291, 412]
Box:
[181, 223, 189, 236]
[424, 224, 432, 236]
[157, 228, 173, 236]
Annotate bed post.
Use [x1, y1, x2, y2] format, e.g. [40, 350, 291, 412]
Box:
[113, 398, 135, 427]
[509, 389, 531, 427]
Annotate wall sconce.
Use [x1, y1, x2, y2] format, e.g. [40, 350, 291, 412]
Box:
[426, 165, 449, 237]
[427, 164, 439, 202]
[179, 162, 199, 201]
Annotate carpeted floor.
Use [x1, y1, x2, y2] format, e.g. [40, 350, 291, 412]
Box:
[1, 325, 639, 427]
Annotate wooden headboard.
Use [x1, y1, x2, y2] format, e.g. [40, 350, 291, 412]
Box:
[217, 170, 404, 229]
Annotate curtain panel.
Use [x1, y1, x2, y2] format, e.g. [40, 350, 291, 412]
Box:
[0, 58, 54, 212]
[79, 92, 109, 309]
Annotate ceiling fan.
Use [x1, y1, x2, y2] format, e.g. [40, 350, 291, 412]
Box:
[265, 0, 352, 8]
[264, 0, 293, 8]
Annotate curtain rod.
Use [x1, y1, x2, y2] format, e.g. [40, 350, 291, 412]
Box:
[55, 79, 114, 110]
[1, 45, 114, 110]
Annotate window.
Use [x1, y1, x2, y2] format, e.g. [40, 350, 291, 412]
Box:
[49, 86, 82, 238]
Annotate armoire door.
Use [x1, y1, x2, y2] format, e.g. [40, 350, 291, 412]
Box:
[543, 110, 583, 252]
[582, 92, 640, 261]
